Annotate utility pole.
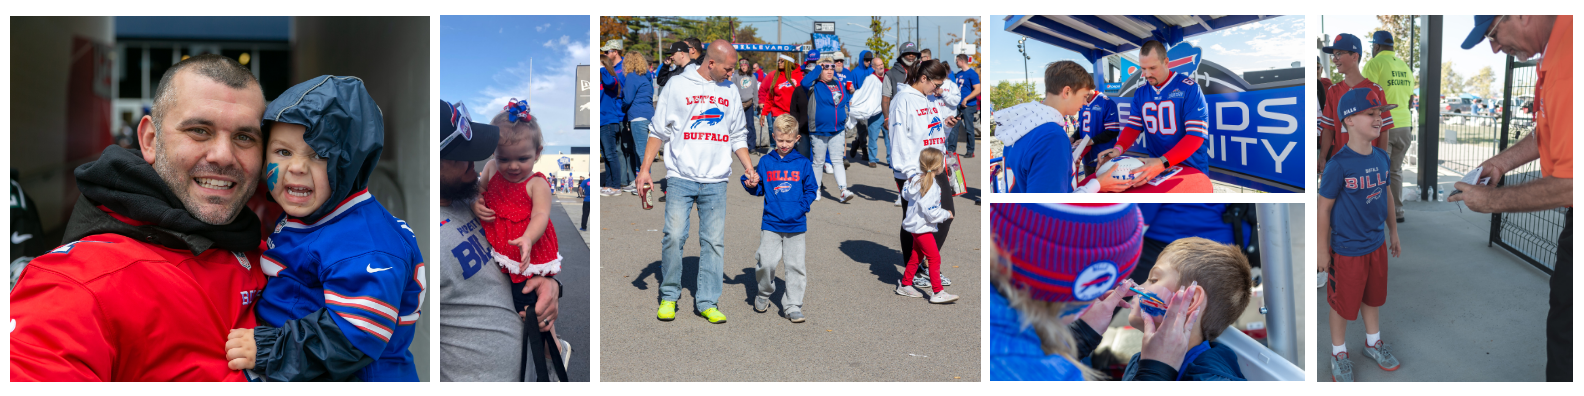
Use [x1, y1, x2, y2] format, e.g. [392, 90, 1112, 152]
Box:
[896, 16, 900, 48]
[778, 16, 782, 44]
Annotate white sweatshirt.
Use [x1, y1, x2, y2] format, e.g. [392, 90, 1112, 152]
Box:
[648, 67, 748, 183]
[902, 174, 952, 234]
[848, 74, 883, 121]
[932, 79, 962, 119]
[888, 84, 948, 179]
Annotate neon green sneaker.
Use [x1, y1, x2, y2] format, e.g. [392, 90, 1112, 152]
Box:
[698, 307, 727, 324]
[656, 301, 677, 321]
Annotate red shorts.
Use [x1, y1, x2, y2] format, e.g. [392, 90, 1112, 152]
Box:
[1326, 243, 1389, 321]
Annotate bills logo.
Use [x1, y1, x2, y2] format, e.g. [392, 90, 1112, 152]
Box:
[923, 117, 946, 146]
[1365, 188, 1383, 204]
[1166, 43, 1203, 75]
[1073, 261, 1120, 301]
[689, 108, 726, 129]
[1344, 172, 1387, 190]
[927, 117, 943, 134]
[773, 182, 793, 194]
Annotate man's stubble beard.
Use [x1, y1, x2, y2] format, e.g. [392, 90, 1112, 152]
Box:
[151, 135, 252, 225]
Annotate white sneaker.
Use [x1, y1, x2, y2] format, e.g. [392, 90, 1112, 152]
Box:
[824, 163, 834, 174]
[815, 194, 823, 202]
[929, 290, 960, 304]
[838, 190, 855, 203]
[893, 197, 903, 207]
[894, 280, 923, 298]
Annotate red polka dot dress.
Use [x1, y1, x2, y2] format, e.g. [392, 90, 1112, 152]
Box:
[483, 171, 561, 283]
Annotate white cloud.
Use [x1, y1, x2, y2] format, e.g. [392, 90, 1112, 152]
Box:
[536, 23, 552, 32]
[470, 37, 592, 147]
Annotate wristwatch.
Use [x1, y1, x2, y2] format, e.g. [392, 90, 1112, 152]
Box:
[1159, 157, 1172, 169]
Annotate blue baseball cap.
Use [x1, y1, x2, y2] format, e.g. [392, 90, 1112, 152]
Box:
[1371, 30, 1394, 46]
[806, 49, 821, 62]
[1461, 15, 1499, 49]
[1322, 33, 1362, 55]
[1337, 87, 1398, 122]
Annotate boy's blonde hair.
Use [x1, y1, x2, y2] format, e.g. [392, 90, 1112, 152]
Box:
[1158, 237, 1253, 341]
[990, 242, 1106, 381]
[917, 147, 944, 195]
[491, 110, 544, 154]
[773, 114, 799, 138]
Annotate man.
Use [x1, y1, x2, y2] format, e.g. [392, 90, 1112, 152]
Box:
[844, 50, 881, 168]
[949, 54, 981, 158]
[866, 50, 892, 167]
[1361, 30, 1417, 223]
[1097, 40, 1212, 188]
[438, 100, 560, 381]
[656, 41, 692, 90]
[600, 39, 630, 196]
[1448, 15, 1572, 382]
[1316, 33, 1392, 174]
[635, 40, 757, 324]
[789, 49, 821, 158]
[879, 42, 921, 193]
[736, 57, 762, 154]
[10, 54, 270, 381]
[920, 48, 933, 62]
[752, 62, 765, 81]
[685, 37, 704, 66]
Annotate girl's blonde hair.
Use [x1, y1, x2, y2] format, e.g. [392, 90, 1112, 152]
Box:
[990, 238, 1107, 381]
[917, 147, 945, 195]
[773, 114, 800, 138]
[491, 110, 543, 154]
[623, 53, 650, 75]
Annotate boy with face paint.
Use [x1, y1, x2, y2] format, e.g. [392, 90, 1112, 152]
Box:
[226, 75, 427, 381]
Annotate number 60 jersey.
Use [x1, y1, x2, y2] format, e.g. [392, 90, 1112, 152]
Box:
[1123, 71, 1211, 174]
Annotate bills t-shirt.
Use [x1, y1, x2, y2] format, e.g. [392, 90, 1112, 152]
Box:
[955, 68, 980, 108]
[1319, 145, 1391, 256]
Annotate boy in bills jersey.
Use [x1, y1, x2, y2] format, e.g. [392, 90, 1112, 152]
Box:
[227, 76, 426, 381]
[742, 116, 818, 323]
[1078, 91, 1123, 173]
[1319, 88, 1402, 382]
[1098, 40, 1211, 185]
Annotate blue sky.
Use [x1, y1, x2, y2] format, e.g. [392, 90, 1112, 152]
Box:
[990, 15, 1306, 93]
[441, 15, 590, 153]
[670, 16, 979, 60]
[1320, 15, 1510, 90]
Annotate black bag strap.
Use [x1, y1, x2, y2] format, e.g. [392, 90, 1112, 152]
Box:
[521, 291, 569, 382]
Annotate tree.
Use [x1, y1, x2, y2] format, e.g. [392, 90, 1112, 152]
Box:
[990, 80, 1040, 112]
[867, 17, 895, 64]
[1440, 61, 1466, 96]
[943, 17, 982, 69]
[1468, 66, 1495, 99]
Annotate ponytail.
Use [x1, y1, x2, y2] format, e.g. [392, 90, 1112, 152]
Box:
[917, 148, 945, 196]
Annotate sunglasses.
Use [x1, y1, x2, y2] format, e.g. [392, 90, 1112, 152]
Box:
[440, 102, 475, 151]
[1486, 15, 1511, 43]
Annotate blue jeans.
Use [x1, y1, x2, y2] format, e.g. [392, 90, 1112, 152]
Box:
[629, 119, 650, 177]
[743, 107, 759, 152]
[946, 106, 978, 155]
[660, 177, 727, 312]
[600, 123, 629, 188]
[867, 113, 888, 164]
[795, 134, 811, 159]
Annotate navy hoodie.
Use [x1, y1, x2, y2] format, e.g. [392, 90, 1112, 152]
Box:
[1121, 341, 1246, 381]
[740, 149, 817, 233]
[802, 64, 850, 135]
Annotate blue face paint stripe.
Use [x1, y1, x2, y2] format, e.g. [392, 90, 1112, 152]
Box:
[266, 163, 280, 191]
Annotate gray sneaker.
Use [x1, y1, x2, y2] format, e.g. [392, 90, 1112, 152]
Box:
[894, 280, 923, 298]
[753, 296, 770, 313]
[786, 310, 805, 323]
[928, 290, 960, 304]
[914, 272, 952, 288]
[1363, 340, 1401, 371]
[1331, 352, 1354, 382]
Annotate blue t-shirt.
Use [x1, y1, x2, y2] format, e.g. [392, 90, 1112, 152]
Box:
[1079, 93, 1122, 169]
[1004, 122, 1074, 193]
[582, 179, 591, 202]
[954, 68, 980, 108]
[1123, 72, 1210, 174]
[1319, 145, 1390, 256]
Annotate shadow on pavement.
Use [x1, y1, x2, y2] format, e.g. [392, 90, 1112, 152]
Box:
[848, 184, 899, 203]
[630, 256, 701, 305]
[843, 239, 904, 286]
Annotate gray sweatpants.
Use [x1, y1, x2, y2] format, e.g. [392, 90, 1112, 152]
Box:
[1388, 126, 1413, 219]
[755, 230, 807, 314]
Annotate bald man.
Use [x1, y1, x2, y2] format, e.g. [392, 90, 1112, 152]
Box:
[636, 39, 755, 324]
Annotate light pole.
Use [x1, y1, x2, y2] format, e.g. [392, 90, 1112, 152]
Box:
[1017, 37, 1030, 84]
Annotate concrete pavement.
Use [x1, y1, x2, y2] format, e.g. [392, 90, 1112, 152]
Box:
[599, 152, 982, 382]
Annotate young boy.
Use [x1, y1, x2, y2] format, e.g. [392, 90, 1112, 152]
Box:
[227, 75, 426, 381]
[1319, 88, 1402, 382]
[994, 60, 1127, 193]
[742, 115, 817, 323]
[1123, 237, 1254, 381]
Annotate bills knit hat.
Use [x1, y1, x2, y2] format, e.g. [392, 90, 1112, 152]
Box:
[991, 203, 1143, 302]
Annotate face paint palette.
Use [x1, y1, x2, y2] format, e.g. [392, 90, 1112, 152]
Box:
[1131, 286, 1168, 317]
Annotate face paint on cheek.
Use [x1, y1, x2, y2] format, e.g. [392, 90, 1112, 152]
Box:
[266, 162, 280, 192]
[1136, 291, 1168, 317]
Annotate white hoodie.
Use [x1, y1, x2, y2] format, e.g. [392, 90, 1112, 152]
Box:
[902, 173, 952, 234]
[888, 84, 948, 179]
[933, 78, 962, 119]
[648, 67, 748, 183]
[847, 74, 883, 121]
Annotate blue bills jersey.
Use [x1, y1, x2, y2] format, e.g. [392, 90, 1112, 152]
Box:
[1079, 92, 1122, 169]
[257, 189, 426, 381]
[1123, 72, 1211, 174]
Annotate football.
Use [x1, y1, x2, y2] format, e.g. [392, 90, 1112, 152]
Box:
[1098, 156, 1145, 182]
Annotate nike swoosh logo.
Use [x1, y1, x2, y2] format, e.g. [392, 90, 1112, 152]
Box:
[366, 264, 393, 273]
[12, 232, 32, 244]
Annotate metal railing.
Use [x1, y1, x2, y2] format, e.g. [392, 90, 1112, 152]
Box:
[1487, 57, 1561, 275]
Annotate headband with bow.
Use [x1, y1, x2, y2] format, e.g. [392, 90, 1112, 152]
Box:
[504, 98, 532, 123]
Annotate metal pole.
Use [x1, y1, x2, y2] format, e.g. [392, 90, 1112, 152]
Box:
[1417, 15, 1443, 201]
[1256, 203, 1298, 364]
[1491, 53, 1517, 245]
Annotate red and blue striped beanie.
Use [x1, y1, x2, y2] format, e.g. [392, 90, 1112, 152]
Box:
[991, 203, 1144, 303]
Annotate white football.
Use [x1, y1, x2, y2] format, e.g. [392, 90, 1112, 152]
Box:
[1098, 156, 1145, 182]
